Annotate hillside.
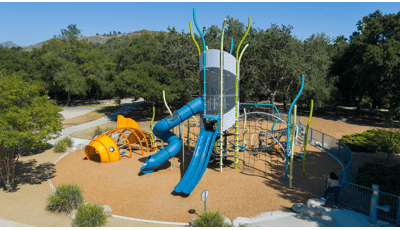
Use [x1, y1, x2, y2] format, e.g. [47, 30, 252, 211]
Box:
[0, 41, 19, 48]
[19, 30, 169, 51]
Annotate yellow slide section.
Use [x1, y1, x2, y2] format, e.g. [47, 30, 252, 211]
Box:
[116, 115, 140, 130]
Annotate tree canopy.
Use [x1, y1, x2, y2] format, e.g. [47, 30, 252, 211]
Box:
[0, 73, 62, 191]
[2, 12, 400, 121]
[332, 10, 400, 121]
[55, 23, 82, 38]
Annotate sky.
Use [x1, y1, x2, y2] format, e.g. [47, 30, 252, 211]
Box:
[1, 1, 400, 47]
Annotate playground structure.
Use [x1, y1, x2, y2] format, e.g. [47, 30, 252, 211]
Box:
[84, 115, 156, 163]
[177, 106, 305, 178]
[139, 8, 307, 194]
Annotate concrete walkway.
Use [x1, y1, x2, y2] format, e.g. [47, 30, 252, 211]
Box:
[59, 107, 95, 120]
[247, 209, 395, 227]
[47, 98, 144, 147]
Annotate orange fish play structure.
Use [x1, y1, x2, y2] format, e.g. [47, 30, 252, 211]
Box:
[84, 115, 157, 163]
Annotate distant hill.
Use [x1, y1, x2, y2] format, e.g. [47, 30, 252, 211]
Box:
[19, 30, 169, 51]
[0, 41, 19, 48]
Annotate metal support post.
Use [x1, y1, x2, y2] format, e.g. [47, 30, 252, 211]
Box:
[370, 184, 379, 224]
[397, 196, 400, 226]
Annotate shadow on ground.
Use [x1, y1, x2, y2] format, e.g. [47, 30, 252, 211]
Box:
[21, 145, 53, 157]
[0, 160, 56, 191]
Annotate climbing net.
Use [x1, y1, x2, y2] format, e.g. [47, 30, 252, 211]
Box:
[171, 109, 304, 178]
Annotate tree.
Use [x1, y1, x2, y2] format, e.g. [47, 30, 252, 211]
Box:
[96, 33, 99, 36]
[0, 74, 62, 191]
[159, 27, 199, 101]
[334, 10, 400, 121]
[242, 24, 303, 104]
[112, 63, 181, 106]
[330, 33, 368, 109]
[55, 24, 82, 38]
[0, 46, 30, 76]
[355, 10, 400, 122]
[107, 31, 181, 108]
[93, 36, 131, 62]
[25, 45, 63, 97]
[299, 33, 336, 109]
[41, 37, 114, 105]
[10, 46, 22, 51]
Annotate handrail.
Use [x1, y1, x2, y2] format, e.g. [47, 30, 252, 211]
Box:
[297, 117, 352, 182]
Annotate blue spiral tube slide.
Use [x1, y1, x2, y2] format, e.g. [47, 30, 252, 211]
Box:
[140, 96, 203, 174]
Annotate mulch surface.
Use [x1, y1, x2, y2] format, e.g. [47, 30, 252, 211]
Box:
[52, 123, 341, 223]
[52, 100, 399, 223]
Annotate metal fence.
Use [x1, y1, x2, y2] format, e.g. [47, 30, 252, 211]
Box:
[296, 118, 353, 183]
[378, 191, 400, 225]
[339, 180, 373, 213]
[296, 117, 400, 226]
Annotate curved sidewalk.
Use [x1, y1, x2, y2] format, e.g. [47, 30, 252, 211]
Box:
[47, 98, 145, 147]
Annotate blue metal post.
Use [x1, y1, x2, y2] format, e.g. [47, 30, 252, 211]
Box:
[285, 75, 304, 181]
[230, 38, 233, 54]
[193, 8, 207, 115]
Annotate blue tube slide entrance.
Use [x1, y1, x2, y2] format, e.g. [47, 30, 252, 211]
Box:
[140, 96, 203, 174]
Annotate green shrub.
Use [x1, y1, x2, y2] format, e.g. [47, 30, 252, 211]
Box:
[54, 140, 68, 153]
[113, 96, 121, 106]
[73, 202, 108, 227]
[47, 183, 84, 213]
[355, 162, 400, 196]
[93, 126, 113, 137]
[93, 126, 103, 137]
[62, 136, 73, 147]
[53, 137, 74, 153]
[192, 210, 230, 227]
[341, 129, 400, 153]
